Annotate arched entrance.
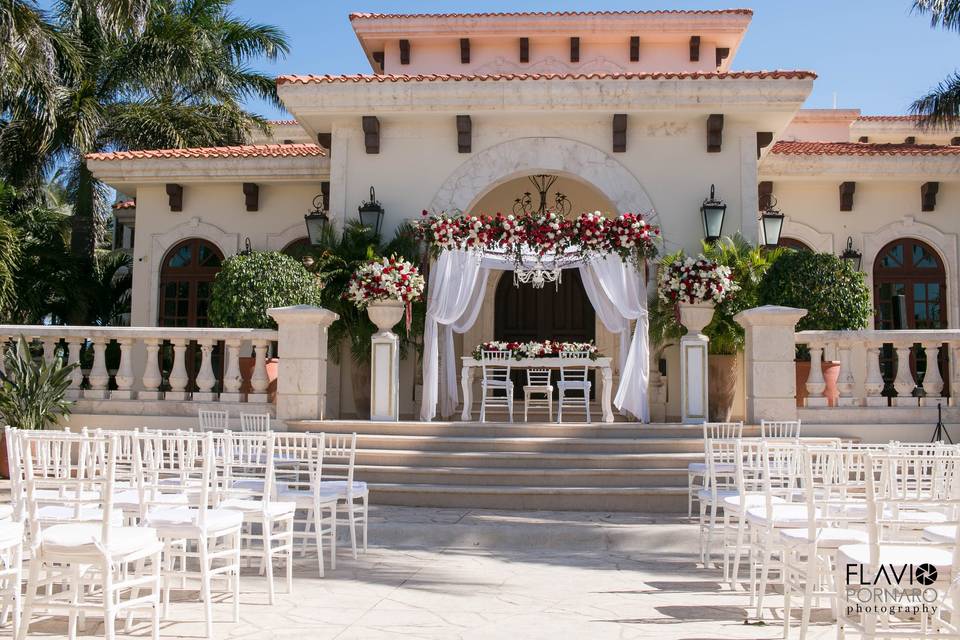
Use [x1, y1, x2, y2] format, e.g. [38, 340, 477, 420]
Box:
[779, 237, 813, 252]
[873, 238, 947, 396]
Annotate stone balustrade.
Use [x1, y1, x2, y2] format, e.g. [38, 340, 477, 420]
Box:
[794, 329, 959, 408]
[0, 325, 278, 404]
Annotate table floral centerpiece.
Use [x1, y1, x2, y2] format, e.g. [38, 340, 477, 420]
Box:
[471, 340, 601, 361]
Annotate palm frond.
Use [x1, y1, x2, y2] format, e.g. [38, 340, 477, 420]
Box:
[910, 71, 960, 129]
[913, 0, 960, 32]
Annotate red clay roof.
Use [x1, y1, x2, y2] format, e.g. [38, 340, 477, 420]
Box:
[771, 141, 960, 156]
[112, 200, 136, 209]
[277, 70, 815, 85]
[87, 143, 325, 162]
[349, 9, 753, 19]
[856, 115, 921, 122]
[266, 119, 299, 126]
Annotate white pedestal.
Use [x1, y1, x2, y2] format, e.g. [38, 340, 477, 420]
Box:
[681, 333, 709, 424]
[371, 330, 399, 421]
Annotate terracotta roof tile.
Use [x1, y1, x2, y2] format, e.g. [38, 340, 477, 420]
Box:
[277, 70, 815, 85]
[87, 143, 325, 162]
[771, 141, 960, 156]
[266, 119, 300, 126]
[349, 9, 753, 19]
[112, 200, 136, 209]
[856, 115, 921, 122]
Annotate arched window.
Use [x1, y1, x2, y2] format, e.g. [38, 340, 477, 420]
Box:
[159, 238, 223, 327]
[779, 237, 812, 252]
[873, 238, 946, 330]
[281, 237, 313, 261]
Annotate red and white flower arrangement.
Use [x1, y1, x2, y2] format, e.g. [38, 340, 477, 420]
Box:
[471, 340, 601, 361]
[346, 255, 426, 331]
[657, 255, 737, 306]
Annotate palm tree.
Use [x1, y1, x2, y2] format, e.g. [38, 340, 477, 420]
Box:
[911, 0, 960, 126]
[1, 0, 288, 272]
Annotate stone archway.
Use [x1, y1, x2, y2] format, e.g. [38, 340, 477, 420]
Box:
[428, 137, 659, 228]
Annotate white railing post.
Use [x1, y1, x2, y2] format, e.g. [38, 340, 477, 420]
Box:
[84, 337, 110, 399]
[194, 338, 217, 401]
[42, 338, 59, 366]
[139, 338, 163, 400]
[836, 341, 857, 406]
[221, 338, 243, 402]
[166, 338, 190, 401]
[112, 338, 135, 399]
[920, 342, 944, 405]
[864, 343, 886, 406]
[892, 341, 919, 407]
[248, 339, 269, 403]
[805, 342, 828, 407]
[65, 337, 85, 400]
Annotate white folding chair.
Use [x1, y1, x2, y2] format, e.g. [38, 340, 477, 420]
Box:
[0, 520, 22, 636]
[18, 432, 164, 640]
[761, 419, 801, 439]
[697, 438, 738, 569]
[688, 422, 744, 518]
[198, 409, 229, 431]
[557, 350, 592, 423]
[479, 349, 514, 423]
[320, 433, 368, 560]
[523, 368, 553, 422]
[239, 412, 271, 433]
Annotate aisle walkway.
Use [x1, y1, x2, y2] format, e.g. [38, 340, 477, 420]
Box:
[23, 507, 832, 639]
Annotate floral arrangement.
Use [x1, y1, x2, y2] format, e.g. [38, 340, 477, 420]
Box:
[414, 209, 659, 268]
[345, 255, 426, 330]
[657, 255, 737, 306]
[471, 340, 601, 361]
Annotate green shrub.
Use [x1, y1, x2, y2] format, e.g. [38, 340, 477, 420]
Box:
[758, 250, 870, 331]
[208, 251, 323, 329]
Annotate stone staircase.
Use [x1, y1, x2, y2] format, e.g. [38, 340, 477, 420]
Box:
[289, 419, 762, 512]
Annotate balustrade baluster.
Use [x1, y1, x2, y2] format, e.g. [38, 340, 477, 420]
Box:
[920, 341, 945, 405]
[221, 339, 243, 402]
[892, 342, 919, 407]
[84, 337, 110, 399]
[166, 339, 190, 400]
[805, 343, 828, 407]
[139, 338, 163, 400]
[42, 338, 59, 365]
[248, 339, 269, 402]
[836, 341, 857, 406]
[65, 337, 85, 400]
[864, 344, 886, 406]
[112, 338, 135, 399]
[194, 338, 217, 401]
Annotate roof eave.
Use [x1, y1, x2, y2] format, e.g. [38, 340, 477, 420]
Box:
[88, 155, 330, 189]
[760, 152, 960, 181]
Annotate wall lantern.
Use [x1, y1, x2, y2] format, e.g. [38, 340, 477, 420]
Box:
[759, 195, 785, 249]
[358, 186, 384, 236]
[304, 194, 329, 246]
[840, 236, 863, 272]
[700, 184, 726, 242]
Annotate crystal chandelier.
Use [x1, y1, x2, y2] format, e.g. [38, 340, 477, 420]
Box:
[513, 257, 562, 289]
[512, 175, 570, 289]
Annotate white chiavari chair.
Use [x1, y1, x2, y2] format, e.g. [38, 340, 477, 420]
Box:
[557, 350, 591, 423]
[688, 422, 744, 518]
[523, 368, 553, 422]
[319, 433, 368, 559]
[239, 413, 271, 433]
[274, 432, 339, 575]
[143, 431, 242, 638]
[761, 420, 802, 439]
[836, 452, 960, 640]
[480, 349, 514, 423]
[218, 431, 295, 604]
[697, 438, 738, 569]
[198, 409, 229, 431]
[0, 519, 22, 636]
[18, 431, 163, 640]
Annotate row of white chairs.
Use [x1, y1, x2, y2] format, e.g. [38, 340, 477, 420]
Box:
[0, 426, 368, 640]
[479, 349, 593, 423]
[198, 409, 270, 432]
[697, 436, 960, 639]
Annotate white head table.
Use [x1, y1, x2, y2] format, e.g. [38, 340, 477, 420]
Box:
[459, 356, 615, 423]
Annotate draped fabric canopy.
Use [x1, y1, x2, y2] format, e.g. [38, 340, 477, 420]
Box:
[419, 249, 650, 422]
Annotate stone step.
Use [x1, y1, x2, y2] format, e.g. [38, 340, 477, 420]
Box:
[353, 464, 689, 487]
[369, 483, 688, 512]
[350, 433, 706, 454]
[354, 448, 702, 469]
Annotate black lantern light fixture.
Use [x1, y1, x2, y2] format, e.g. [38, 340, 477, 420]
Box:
[840, 236, 863, 272]
[700, 184, 726, 242]
[358, 186, 384, 236]
[759, 195, 785, 249]
[304, 193, 329, 246]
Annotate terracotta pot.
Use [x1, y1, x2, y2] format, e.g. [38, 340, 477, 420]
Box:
[708, 354, 737, 422]
[350, 361, 371, 419]
[367, 301, 405, 333]
[240, 356, 279, 402]
[795, 359, 841, 407]
[678, 302, 715, 334]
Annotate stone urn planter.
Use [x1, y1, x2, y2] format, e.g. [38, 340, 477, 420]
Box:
[367, 300, 406, 333]
[678, 302, 715, 335]
[708, 354, 737, 422]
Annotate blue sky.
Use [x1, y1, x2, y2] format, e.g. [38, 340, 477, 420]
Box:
[229, 0, 960, 119]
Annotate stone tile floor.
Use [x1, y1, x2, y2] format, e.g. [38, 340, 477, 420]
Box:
[15, 506, 836, 639]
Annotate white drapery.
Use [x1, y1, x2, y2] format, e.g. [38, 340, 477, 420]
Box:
[418, 249, 649, 422]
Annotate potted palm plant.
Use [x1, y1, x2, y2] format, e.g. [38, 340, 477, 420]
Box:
[0, 336, 78, 477]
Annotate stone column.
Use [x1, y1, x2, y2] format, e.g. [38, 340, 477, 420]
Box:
[678, 303, 715, 425]
[734, 305, 808, 424]
[367, 302, 405, 422]
[267, 305, 339, 425]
